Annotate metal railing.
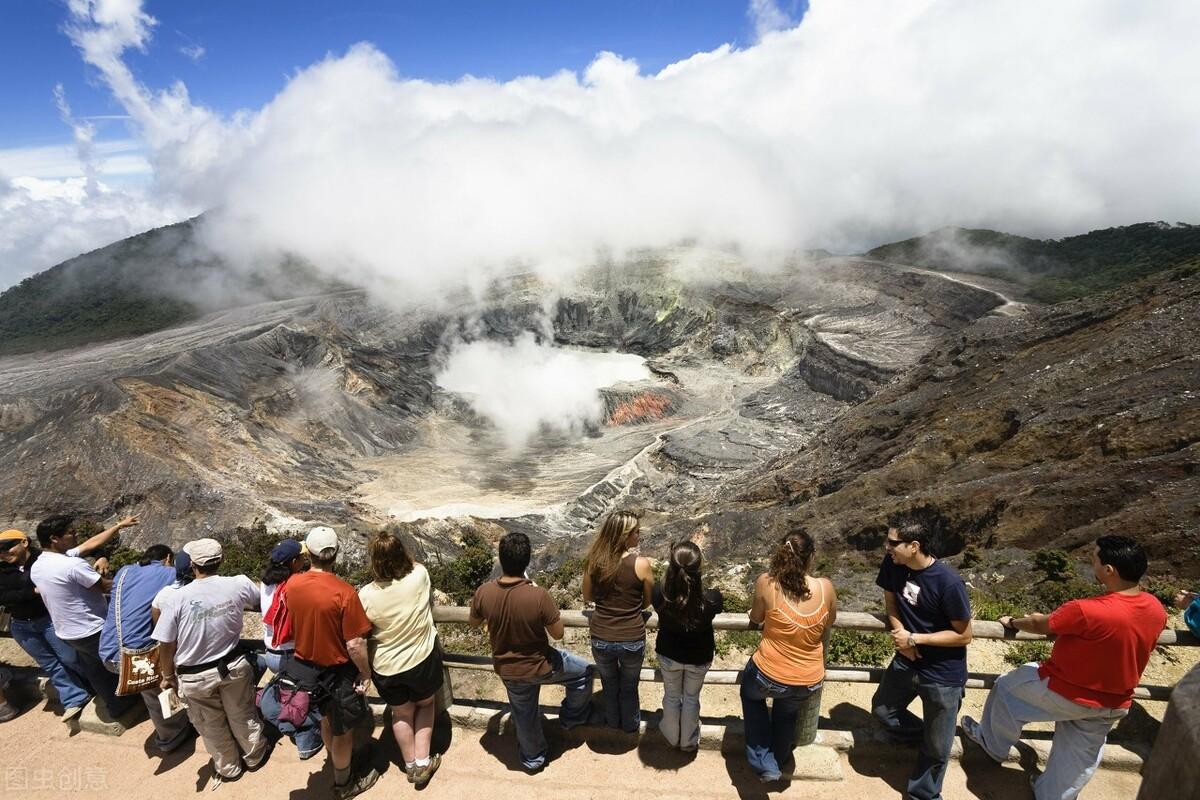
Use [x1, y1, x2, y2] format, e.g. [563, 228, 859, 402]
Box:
[430, 607, 1199, 702]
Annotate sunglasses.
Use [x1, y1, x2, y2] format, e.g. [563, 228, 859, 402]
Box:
[885, 537, 907, 547]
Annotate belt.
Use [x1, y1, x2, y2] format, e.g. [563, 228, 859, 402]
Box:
[265, 646, 293, 655]
[178, 648, 244, 676]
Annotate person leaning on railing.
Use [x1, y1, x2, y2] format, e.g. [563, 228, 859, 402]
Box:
[358, 531, 443, 787]
[961, 536, 1168, 800]
[872, 514, 973, 800]
[741, 530, 837, 783]
[651, 540, 724, 752]
[582, 510, 655, 734]
[468, 531, 595, 773]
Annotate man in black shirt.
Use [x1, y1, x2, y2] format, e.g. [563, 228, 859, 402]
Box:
[0, 529, 92, 721]
[872, 515, 973, 800]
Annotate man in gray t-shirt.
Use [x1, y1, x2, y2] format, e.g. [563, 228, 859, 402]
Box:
[154, 539, 269, 785]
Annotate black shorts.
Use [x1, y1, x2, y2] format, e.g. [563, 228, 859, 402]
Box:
[373, 646, 444, 706]
[304, 662, 369, 736]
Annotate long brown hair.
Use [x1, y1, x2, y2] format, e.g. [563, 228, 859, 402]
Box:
[660, 540, 704, 629]
[369, 531, 415, 582]
[768, 530, 815, 601]
[584, 511, 640, 591]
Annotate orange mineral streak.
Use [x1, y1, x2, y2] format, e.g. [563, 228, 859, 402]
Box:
[607, 393, 673, 426]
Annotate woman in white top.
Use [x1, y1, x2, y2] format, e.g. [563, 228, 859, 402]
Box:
[359, 531, 443, 787]
[258, 539, 307, 676]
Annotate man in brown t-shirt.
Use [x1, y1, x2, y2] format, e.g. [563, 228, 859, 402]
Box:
[285, 526, 378, 800]
[469, 532, 594, 772]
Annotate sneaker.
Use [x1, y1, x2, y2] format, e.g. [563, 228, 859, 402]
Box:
[333, 767, 380, 800]
[412, 754, 441, 788]
[207, 770, 243, 792]
[61, 705, 87, 723]
[0, 702, 19, 723]
[960, 715, 1003, 764]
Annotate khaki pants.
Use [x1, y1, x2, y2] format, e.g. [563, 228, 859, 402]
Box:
[178, 655, 266, 778]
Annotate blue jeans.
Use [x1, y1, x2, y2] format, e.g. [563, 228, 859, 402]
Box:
[739, 657, 822, 779]
[657, 653, 709, 750]
[61, 631, 139, 717]
[502, 648, 594, 770]
[871, 656, 964, 800]
[9, 616, 91, 709]
[591, 638, 644, 733]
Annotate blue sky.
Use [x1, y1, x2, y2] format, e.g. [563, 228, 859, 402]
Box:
[0, 1, 805, 150]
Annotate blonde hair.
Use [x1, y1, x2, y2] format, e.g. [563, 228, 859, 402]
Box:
[584, 511, 640, 591]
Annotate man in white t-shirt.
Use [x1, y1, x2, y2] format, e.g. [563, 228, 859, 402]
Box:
[154, 538, 270, 786]
[30, 514, 140, 718]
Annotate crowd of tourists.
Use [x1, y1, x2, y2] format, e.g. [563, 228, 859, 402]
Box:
[0, 509, 1189, 800]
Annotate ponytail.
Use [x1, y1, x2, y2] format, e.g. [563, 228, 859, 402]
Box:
[769, 530, 815, 601]
[661, 540, 705, 630]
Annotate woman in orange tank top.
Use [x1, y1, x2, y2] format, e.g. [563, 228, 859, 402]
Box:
[740, 530, 837, 782]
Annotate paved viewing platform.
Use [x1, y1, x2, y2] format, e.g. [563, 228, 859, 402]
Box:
[4, 605, 1195, 799]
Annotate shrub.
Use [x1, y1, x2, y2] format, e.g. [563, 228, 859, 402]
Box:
[535, 556, 586, 591]
[968, 587, 1023, 621]
[1143, 577, 1180, 608]
[960, 545, 982, 569]
[215, 522, 289, 580]
[106, 545, 144, 572]
[826, 629, 893, 667]
[1033, 550, 1074, 583]
[1003, 640, 1052, 668]
[429, 531, 495, 604]
[1032, 577, 1097, 610]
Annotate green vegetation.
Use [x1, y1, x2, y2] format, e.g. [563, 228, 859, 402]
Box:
[1032, 549, 1074, 583]
[969, 587, 1024, 621]
[826, 629, 893, 667]
[1003, 640, 1052, 668]
[959, 545, 981, 569]
[535, 556, 586, 591]
[428, 531, 495, 604]
[713, 591, 761, 656]
[866, 222, 1200, 303]
[106, 546, 144, 572]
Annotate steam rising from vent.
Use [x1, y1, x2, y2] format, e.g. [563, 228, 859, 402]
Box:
[435, 334, 650, 450]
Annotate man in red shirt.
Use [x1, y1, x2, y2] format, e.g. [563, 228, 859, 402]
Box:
[961, 535, 1167, 800]
[285, 526, 378, 800]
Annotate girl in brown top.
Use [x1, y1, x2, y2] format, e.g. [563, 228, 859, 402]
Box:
[583, 511, 654, 732]
[741, 530, 837, 782]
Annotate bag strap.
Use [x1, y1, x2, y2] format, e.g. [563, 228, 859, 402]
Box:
[115, 567, 128, 649]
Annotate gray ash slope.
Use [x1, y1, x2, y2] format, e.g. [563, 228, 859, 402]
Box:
[0, 240, 1007, 565]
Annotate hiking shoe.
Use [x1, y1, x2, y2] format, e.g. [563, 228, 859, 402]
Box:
[0, 702, 19, 723]
[413, 753, 441, 788]
[333, 767, 380, 800]
[961, 715, 1003, 764]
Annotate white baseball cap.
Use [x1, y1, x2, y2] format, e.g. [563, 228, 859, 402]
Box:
[305, 526, 339, 557]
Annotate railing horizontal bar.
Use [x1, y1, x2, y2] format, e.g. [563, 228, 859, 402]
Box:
[430, 607, 1198, 647]
[438, 654, 1173, 700]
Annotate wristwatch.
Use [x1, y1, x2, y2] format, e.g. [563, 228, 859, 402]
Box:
[906, 633, 917, 649]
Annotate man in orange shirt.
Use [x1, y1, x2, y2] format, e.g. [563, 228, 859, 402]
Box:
[961, 536, 1167, 800]
[285, 526, 378, 800]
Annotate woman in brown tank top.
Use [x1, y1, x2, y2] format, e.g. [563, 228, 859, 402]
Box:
[740, 530, 837, 782]
[583, 511, 654, 733]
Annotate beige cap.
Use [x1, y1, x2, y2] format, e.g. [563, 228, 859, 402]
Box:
[183, 537, 223, 566]
[305, 526, 339, 557]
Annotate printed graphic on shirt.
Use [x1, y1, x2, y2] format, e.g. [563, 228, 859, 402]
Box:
[902, 581, 922, 606]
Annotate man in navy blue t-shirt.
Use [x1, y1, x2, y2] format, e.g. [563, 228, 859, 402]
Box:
[872, 515, 973, 800]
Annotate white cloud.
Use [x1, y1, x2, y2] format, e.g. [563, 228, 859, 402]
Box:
[179, 43, 205, 62]
[748, 0, 796, 40]
[8, 0, 1200, 301]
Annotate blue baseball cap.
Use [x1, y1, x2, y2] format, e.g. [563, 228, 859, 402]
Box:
[174, 551, 192, 578]
[269, 538, 304, 564]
